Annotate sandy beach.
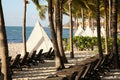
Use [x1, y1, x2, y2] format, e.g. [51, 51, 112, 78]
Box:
[8, 43, 23, 58]
[7, 43, 98, 80]
[8, 43, 97, 59]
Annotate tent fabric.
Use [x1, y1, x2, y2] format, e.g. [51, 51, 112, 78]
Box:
[93, 28, 97, 37]
[74, 25, 105, 37]
[101, 26, 105, 37]
[74, 25, 84, 36]
[26, 21, 53, 54]
[93, 26, 105, 37]
[81, 26, 94, 37]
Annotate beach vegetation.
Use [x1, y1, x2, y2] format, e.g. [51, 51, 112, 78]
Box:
[65, 36, 120, 52]
[32, 0, 47, 20]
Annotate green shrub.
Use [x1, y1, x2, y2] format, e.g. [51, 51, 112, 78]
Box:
[64, 36, 120, 52]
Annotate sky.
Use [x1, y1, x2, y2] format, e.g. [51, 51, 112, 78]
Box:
[2, 0, 69, 27]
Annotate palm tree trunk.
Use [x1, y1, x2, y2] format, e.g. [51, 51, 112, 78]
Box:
[48, 0, 65, 70]
[81, 9, 85, 30]
[69, 0, 74, 58]
[104, 16, 109, 54]
[111, 0, 119, 69]
[109, 0, 112, 37]
[91, 18, 94, 31]
[22, 0, 27, 54]
[53, 6, 57, 33]
[103, 0, 109, 54]
[58, 0, 68, 63]
[96, 0, 103, 58]
[88, 16, 91, 27]
[75, 13, 78, 28]
[0, 0, 12, 80]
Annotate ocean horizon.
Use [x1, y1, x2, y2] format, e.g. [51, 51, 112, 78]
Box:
[6, 26, 72, 43]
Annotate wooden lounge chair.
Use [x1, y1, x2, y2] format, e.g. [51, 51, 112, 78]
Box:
[8, 56, 12, 61]
[34, 49, 44, 63]
[80, 59, 99, 80]
[27, 50, 37, 65]
[10, 54, 21, 69]
[93, 57, 110, 76]
[83, 57, 109, 80]
[49, 50, 55, 60]
[103, 53, 114, 68]
[19, 52, 29, 68]
[42, 47, 52, 59]
[70, 71, 78, 80]
[75, 66, 87, 80]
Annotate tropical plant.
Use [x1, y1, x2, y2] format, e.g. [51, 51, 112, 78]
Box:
[32, 0, 47, 19]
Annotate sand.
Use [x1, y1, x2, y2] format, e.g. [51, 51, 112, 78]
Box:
[7, 43, 120, 80]
[8, 43, 23, 58]
[8, 43, 97, 80]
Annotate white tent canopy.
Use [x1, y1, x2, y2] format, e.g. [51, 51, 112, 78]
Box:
[81, 26, 94, 37]
[74, 25, 105, 37]
[26, 21, 53, 54]
[101, 26, 105, 37]
[93, 28, 97, 37]
[74, 25, 84, 36]
[93, 26, 105, 37]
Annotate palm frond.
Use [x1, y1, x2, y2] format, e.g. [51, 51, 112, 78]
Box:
[32, 0, 47, 20]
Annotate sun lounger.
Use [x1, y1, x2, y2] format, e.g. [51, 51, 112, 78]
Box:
[10, 54, 21, 74]
[70, 71, 78, 80]
[49, 50, 55, 60]
[34, 49, 45, 63]
[80, 59, 99, 79]
[19, 52, 29, 68]
[75, 66, 87, 80]
[42, 47, 52, 59]
[27, 50, 37, 65]
[92, 57, 110, 76]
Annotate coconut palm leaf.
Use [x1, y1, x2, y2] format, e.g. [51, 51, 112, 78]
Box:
[32, 0, 47, 19]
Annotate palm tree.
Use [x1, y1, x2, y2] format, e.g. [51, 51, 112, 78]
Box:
[69, 0, 74, 58]
[56, 0, 68, 63]
[32, 0, 68, 64]
[96, 0, 103, 58]
[103, 0, 109, 54]
[48, 0, 65, 70]
[111, 0, 119, 69]
[109, 0, 112, 37]
[0, 0, 12, 80]
[22, 0, 27, 56]
[32, 0, 47, 20]
[81, 9, 85, 29]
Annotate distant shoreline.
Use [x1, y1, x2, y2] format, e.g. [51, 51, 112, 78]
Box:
[63, 26, 76, 29]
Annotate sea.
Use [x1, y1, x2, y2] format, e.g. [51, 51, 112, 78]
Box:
[6, 26, 73, 43]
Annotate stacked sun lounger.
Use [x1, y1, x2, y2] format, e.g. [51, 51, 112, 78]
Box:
[9, 47, 55, 74]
